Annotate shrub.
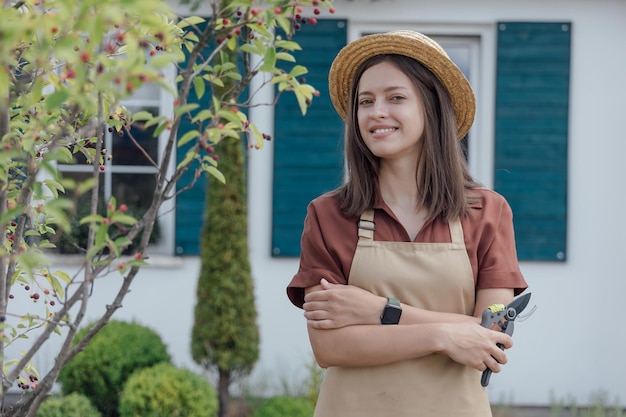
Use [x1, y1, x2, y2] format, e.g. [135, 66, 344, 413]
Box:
[36, 392, 102, 417]
[57, 320, 170, 417]
[118, 363, 218, 417]
[252, 396, 314, 417]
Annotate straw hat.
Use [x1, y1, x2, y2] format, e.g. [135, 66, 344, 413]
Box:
[328, 30, 476, 140]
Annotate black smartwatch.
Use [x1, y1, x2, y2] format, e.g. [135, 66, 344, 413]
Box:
[380, 297, 402, 325]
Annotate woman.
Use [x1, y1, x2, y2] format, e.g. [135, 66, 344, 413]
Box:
[286, 31, 528, 416]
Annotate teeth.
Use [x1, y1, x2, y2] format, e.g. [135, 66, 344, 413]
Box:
[372, 128, 396, 134]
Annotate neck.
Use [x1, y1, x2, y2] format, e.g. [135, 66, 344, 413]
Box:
[378, 161, 420, 210]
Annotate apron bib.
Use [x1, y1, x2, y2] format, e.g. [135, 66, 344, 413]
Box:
[314, 210, 492, 417]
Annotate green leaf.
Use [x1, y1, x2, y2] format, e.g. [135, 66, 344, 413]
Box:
[204, 166, 225, 184]
[176, 150, 196, 169]
[79, 214, 103, 225]
[132, 111, 154, 122]
[110, 212, 138, 225]
[174, 103, 200, 117]
[178, 16, 206, 29]
[289, 65, 308, 78]
[43, 179, 66, 199]
[178, 130, 200, 147]
[259, 47, 276, 72]
[191, 109, 213, 124]
[275, 40, 302, 52]
[275, 52, 296, 63]
[275, 15, 292, 35]
[193, 76, 205, 99]
[45, 90, 69, 111]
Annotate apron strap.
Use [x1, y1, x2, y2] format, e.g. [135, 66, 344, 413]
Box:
[358, 209, 375, 240]
[448, 217, 465, 246]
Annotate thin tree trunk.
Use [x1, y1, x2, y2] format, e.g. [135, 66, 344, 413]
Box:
[218, 368, 232, 417]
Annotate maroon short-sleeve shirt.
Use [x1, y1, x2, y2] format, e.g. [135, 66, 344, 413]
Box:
[287, 188, 528, 308]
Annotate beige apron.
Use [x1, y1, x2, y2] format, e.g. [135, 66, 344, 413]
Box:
[314, 210, 492, 417]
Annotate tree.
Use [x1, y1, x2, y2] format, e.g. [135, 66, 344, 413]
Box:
[190, 5, 260, 417]
[0, 0, 334, 415]
[187, 1, 335, 416]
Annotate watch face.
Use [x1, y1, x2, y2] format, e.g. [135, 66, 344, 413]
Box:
[381, 304, 402, 324]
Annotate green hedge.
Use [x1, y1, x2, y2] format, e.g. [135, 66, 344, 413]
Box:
[119, 363, 218, 417]
[58, 320, 170, 417]
[36, 393, 101, 417]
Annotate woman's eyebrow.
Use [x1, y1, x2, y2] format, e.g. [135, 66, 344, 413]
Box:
[358, 86, 410, 97]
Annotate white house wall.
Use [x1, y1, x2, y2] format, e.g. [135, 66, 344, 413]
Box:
[16, 0, 625, 408]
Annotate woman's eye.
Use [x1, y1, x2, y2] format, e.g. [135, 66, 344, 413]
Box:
[390, 95, 405, 101]
[359, 98, 373, 106]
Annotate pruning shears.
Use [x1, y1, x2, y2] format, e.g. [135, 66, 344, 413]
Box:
[479, 292, 532, 387]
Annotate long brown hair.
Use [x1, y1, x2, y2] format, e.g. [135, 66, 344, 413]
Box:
[335, 54, 480, 221]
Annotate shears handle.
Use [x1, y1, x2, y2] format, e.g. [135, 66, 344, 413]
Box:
[480, 343, 504, 387]
[479, 305, 506, 387]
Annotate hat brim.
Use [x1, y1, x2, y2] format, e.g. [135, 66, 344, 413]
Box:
[328, 30, 476, 140]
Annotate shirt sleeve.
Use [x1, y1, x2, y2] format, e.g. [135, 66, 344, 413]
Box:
[475, 191, 528, 295]
[286, 198, 350, 309]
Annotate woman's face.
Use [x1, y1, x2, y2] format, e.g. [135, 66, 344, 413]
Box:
[356, 60, 425, 162]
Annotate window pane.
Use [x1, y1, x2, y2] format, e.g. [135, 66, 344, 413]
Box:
[112, 106, 159, 166]
[111, 173, 156, 212]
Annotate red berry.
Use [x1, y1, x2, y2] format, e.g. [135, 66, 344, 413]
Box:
[134, 253, 142, 260]
[100, 165, 105, 171]
[309, 17, 318, 24]
[119, 204, 128, 212]
[313, 8, 320, 15]
[80, 51, 90, 63]
[329, 7, 335, 13]
[212, 154, 219, 161]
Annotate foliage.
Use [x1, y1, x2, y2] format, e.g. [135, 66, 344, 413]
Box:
[549, 390, 625, 417]
[54, 193, 160, 254]
[0, 0, 335, 415]
[57, 320, 170, 417]
[252, 396, 314, 417]
[36, 393, 102, 417]
[118, 362, 218, 417]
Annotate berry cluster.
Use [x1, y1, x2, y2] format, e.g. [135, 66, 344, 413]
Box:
[17, 373, 39, 391]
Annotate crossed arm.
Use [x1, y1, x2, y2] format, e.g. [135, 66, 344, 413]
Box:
[303, 279, 514, 372]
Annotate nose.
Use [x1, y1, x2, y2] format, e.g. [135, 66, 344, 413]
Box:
[370, 100, 389, 118]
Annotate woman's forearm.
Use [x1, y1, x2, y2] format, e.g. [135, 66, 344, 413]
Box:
[308, 322, 441, 368]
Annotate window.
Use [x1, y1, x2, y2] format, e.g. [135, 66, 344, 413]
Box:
[57, 74, 176, 255]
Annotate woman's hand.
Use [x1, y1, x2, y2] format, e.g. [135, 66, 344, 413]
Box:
[436, 321, 513, 373]
[303, 279, 386, 329]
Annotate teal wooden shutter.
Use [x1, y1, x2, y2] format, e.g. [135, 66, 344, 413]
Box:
[174, 93, 209, 256]
[174, 21, 211, 256]
[272, 19, 347, 257]
[494, 22, 571, 261]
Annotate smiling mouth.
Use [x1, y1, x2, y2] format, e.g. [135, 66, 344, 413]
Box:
[371, 128, 397, 134]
